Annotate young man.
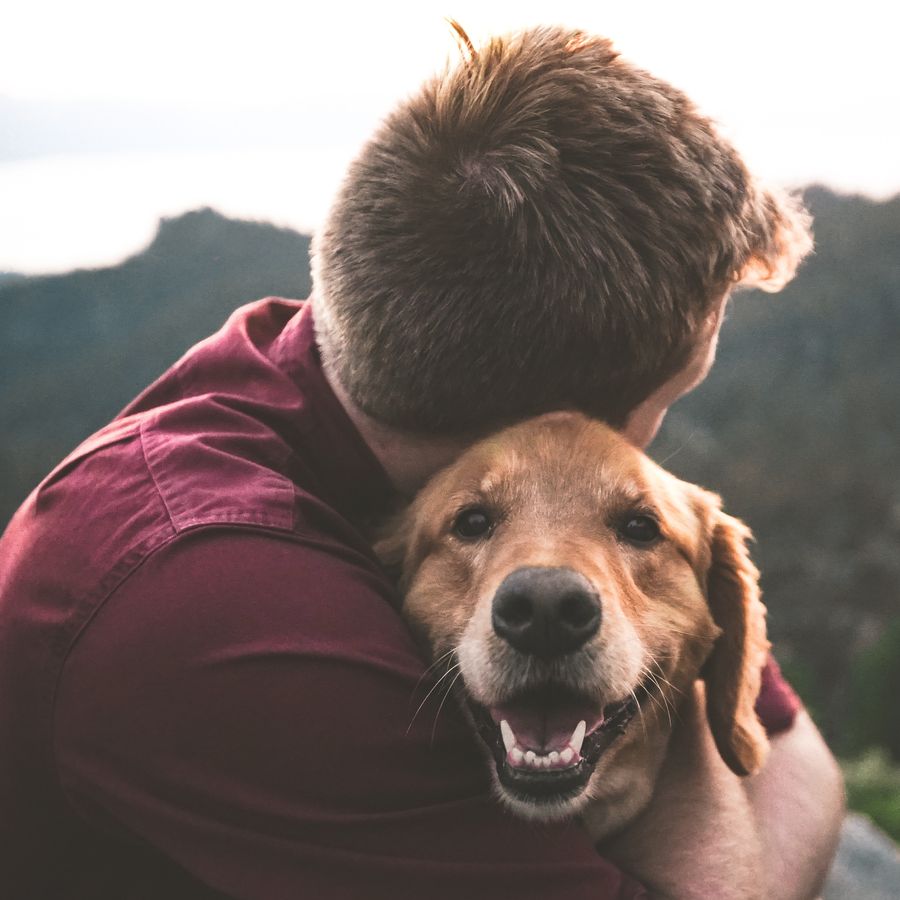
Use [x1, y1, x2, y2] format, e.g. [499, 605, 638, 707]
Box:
[0, 27, 842, 899]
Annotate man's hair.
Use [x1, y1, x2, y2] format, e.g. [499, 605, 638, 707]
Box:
[311, 26, 811, 434]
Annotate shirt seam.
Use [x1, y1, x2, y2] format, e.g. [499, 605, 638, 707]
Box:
[47, 520, 321, 834]
[139, 417, 176, 530]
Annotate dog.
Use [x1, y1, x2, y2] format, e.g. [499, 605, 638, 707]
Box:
[376, 412, 770, 839]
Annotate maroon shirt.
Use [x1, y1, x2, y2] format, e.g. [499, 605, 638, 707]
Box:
[0, 299, 798, 899]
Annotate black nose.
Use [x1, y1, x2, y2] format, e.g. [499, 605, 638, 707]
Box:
[492, 566, 601, 658]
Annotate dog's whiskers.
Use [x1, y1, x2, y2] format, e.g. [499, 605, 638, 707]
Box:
[407, 660, 461, 735]
[640, 660, 677, 730]
[411, 647, 457, 696]
[656, 431, 697, 468]
[630, 685, 648, 739]
[639, 668, 670, 725]
[653, 662, 683, 720]
[636, 620, 705, 639]
[430, 669, 464, 747]
[647, 656, 684, 700]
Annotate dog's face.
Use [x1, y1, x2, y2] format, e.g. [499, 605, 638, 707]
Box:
[377, 413, 769, 822]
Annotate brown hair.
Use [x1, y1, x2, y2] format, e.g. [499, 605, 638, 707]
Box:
[311, 25, 811, 434]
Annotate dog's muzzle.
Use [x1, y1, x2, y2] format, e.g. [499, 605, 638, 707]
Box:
[467, 684, 640, 810]
[454, 567, 640, 811]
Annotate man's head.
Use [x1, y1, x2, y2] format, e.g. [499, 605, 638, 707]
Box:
[312, 25, 811, 438]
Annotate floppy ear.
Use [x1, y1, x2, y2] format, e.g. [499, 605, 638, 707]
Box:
[703, 511, 771, 776]
[371, 508, 415, 590]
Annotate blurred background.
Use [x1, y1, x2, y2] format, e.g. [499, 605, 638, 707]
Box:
[3, 0, 899, 882]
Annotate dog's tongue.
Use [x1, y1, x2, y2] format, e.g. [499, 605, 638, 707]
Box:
[488, 691, 604, 752]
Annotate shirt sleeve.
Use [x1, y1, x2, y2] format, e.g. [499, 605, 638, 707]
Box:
[54, 528, 648, 900]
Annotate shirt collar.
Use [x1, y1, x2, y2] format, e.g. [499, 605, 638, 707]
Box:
[273, 302, 395, 523]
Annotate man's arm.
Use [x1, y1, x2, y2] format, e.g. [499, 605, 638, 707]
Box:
[598, 683, 844, 900]
[54, 529, 647, 900]
[744, 709, 845, 900]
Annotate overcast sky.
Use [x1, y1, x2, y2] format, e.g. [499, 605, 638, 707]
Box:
[2, 0, 899, 273]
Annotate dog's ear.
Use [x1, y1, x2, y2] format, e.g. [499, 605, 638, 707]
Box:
[371, 508, 415, 590]
[702, 508, 771, 776]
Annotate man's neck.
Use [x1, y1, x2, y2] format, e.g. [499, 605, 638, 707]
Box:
[322, 362, 472, 498]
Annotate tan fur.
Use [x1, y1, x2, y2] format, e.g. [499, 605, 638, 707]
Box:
[376, 413, 769, 836]
[703, 515, 771, 775]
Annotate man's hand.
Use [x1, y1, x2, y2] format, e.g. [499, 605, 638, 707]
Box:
[596, 682, 844, 900]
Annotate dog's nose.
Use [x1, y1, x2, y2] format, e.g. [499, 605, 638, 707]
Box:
[492, 566, 601, 657]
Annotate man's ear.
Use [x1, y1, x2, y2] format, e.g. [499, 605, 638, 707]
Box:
[734, 185, 813, 292]
[702, 511, 771, 776]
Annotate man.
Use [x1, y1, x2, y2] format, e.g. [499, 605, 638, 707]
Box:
[0, 26, 842, 899]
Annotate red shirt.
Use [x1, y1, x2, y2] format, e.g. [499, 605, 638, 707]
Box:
[0, 299, 797, 899]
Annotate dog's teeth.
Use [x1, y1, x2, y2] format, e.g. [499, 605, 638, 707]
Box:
[570, 720, 587, 755]
[510, 747, 583, 770]
[500, 722, 586, 770]
[499, 719, 516, 753]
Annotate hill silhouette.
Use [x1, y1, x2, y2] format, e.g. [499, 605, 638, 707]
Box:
[1, 192, 898, 767]
[0, 208, 311, 520]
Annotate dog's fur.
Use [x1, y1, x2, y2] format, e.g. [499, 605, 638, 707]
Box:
[376, 412, 769, 839]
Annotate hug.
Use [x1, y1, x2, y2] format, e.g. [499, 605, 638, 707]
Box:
[0, 24, 842, 900]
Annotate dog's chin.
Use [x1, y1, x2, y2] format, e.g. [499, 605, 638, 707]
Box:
[462, 682, 641, 821]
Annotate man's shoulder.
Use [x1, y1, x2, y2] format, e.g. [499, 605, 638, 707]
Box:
[87, 526, 406, 666]
[0, 382, 379, 695]
[5, 292, 389, 589]
[137, 394, 298, 534]
[3, 397, 300, 591]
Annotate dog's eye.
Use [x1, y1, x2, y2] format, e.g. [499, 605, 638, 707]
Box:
[453, 507, 494, 540]
[619, 515, 661, 545]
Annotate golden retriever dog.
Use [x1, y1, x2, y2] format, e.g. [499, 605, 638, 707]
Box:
[376, 412, 770, 839]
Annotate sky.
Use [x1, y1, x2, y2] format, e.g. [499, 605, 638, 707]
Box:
[2, 0, 899, 273]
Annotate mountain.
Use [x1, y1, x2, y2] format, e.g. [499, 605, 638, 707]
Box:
[0, 208, 311, 521]
[2, 191, 898, 761]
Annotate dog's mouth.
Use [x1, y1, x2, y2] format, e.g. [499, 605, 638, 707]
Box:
[465, 682, 642, 808]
